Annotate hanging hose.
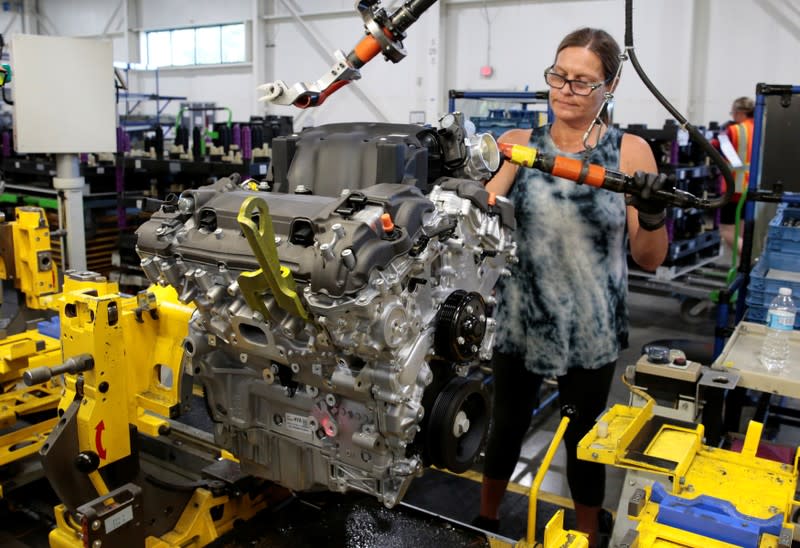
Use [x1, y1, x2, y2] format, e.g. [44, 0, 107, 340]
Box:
[729, 182, 748, 281]
[625, 0, 734, 209]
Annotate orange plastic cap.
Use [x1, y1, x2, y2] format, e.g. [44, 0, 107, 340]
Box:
[381, 213, 395, 232]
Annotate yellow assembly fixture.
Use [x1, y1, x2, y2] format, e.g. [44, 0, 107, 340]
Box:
[47, 274, 193, 461]
[578, 392, 798, 547]
[0, 206, 59, 310]
[0, 329, 62, 474]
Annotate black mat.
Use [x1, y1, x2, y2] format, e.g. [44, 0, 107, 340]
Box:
[403, 467, 575, 542]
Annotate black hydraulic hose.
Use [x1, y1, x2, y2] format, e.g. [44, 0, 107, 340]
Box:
[625, 0, 733, 210]
[2, 87, 12, 106]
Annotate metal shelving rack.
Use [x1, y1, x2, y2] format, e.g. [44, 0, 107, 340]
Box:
[447, 90, 553, 133]
[115, 64, 187, 136]
[448, 89, 550, 113]
[714, 84, 800, 358]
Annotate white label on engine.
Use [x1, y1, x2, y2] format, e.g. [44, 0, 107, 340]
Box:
[104, 505, 134, 534]
[285, 413, 313, 435]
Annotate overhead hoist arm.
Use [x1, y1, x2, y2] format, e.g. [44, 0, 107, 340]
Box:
[259, 0, 438, 108]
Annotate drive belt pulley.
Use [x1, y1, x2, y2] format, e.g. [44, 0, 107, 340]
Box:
[433, 290, 486, 362]
[425, 375, 489, 473]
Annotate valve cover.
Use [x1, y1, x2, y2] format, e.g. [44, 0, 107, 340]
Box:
[135, 121, 516, 507]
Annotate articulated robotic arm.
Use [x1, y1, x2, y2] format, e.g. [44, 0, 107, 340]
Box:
[259, 0, 438, 108]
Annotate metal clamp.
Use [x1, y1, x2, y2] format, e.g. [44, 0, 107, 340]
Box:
[23, 353, 94, 386]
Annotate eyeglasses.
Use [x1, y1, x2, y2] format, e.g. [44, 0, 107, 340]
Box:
[544, 68, 606, 96]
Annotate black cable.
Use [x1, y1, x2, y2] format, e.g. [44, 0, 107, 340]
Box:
[625, 0, 733, 210]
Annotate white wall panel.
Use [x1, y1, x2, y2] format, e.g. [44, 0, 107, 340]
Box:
[136, 65, 255, 121]
[12, 34, 116, 152]
[267, 0, 354, 16]
[700, 0, 800, 124]
[39, 0, 121, 36]
[0, 10, 23, 35]
[137, 0, 251, 29]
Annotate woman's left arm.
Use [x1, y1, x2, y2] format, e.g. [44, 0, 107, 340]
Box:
[620, 133, 668, 271]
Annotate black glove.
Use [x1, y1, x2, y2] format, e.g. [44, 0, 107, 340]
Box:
[628, 171, 671, 231]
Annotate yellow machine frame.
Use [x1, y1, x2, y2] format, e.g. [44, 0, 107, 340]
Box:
[0, 205, 63, 479]
[40, 273, 274, 548]
[578, 384, 799, 548]
[0, 329, 62, 473]
[53, 275, 191, 470]
[0, 206, 59, 310]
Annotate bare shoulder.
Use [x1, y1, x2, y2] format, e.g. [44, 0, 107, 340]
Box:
[498, 128, 533, 145]
[620, 132, 651, 155]
[620, 132, 657, 173]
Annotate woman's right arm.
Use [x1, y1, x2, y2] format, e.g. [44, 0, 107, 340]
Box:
[485, 128, 533, 196]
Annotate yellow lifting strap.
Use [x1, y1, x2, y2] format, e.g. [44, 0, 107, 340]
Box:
[236, 196, 308, 320]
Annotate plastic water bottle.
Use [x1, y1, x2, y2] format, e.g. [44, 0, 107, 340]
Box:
[760, 287, 796, 373]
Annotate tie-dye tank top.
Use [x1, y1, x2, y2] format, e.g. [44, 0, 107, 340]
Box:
[495, 124, 629, 376]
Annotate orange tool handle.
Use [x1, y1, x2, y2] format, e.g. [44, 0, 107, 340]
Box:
[500, 143, 606, 187]
[550, 157, 606, 188]
[500, 143, 701, 207]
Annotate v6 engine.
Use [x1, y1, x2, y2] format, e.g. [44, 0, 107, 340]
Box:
[135, 118, 516, 507]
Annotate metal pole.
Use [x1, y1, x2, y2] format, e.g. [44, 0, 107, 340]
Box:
[53, 153, 87, 271]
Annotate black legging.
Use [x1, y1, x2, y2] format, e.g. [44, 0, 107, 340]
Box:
[483, 352, 616, 507]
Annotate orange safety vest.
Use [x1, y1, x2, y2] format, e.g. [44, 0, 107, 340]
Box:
[726, 117, 754, 194]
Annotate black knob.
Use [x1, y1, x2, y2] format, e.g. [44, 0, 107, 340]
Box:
[74, 451, 100, 474]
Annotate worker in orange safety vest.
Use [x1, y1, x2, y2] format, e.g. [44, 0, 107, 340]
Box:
[717, 96, 755, 256]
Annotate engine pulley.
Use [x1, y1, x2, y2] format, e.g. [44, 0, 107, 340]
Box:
[424, 375, 489, 473]
[434, 290, 486, 362]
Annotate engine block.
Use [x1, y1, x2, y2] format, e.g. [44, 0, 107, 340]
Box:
[136, 121, 516, 507]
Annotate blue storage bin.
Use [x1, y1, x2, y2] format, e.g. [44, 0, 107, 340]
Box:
[746, 303, 800, 328]
[747, 253, 800, 328]
[766, 238, 800, 254]
[767, 205, 800, 243]
[762, 248, 800, 271]
[747, 257, 800, 295]
[745, 290, 769, 308]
